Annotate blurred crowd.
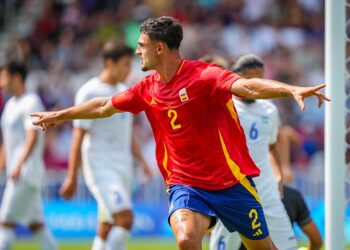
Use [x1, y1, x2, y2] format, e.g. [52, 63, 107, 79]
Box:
[0, 0, 325, 174]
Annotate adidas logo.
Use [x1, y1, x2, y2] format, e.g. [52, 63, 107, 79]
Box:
[151, 98, 157, 105]
[253, 229, 263, 237]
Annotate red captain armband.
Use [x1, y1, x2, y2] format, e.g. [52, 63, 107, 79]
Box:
[111, 90, 142, 114]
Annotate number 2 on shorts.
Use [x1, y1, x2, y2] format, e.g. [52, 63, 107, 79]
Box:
[249, 208, 261, 230]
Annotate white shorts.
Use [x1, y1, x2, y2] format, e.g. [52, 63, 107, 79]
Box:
[0, 180, 43, 225]
[210, 199, 297, 250]
[86, 175, 132, 224]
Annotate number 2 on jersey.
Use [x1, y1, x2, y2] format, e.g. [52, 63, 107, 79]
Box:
[168, 109, 181, 130]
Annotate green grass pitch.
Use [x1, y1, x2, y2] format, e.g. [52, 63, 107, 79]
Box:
[13, 239, 207, 250]
[12, 239, 350, 250]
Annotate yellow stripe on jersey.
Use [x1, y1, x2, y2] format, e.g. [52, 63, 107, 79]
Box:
[218, 130, 245, 182]
[218, 129, 261, 204]
[240, 177, 261, 204]
[226, 99, 242, 132]
[163, 143, 171, 177]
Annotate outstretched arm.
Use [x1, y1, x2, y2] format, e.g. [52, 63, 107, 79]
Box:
[31, 97, 120, 130]
[231, 78, 329, 110]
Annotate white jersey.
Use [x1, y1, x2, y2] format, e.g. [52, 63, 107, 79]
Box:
[73, 77, 133, 186]
[1, 92, 45, 188]
[233, 99, 280, 204]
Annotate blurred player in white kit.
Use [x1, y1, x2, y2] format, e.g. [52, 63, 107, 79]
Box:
[59, 40, 152, 250]
[210, 54, 297, 250]
[0, 62, 57, 250]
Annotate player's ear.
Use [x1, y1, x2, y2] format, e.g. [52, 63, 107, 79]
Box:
[104, 58, 114, 68]
[156, 42, 164, 55]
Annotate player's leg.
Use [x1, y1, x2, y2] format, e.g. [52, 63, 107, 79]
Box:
[209, 219, 242, 250]
[106, 209, 133, 250]
[168, 185, 217, 250]
[0, 180, 25, 250]
[170, 209, 211, 250]
[239, 233, 276, 250]
[262, 200, 297, 250]
[90, 180, 133, 250]
[28, 190, 57, 250]
[92, 220, 111, 250]
[0, 223, 15, 250]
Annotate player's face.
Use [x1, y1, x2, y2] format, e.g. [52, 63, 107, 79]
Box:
[241, 68, 264, 79]
[112, 55, 133, 82]
[136, 34, 159, 71]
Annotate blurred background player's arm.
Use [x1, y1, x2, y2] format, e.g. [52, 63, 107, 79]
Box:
[283, 185, 323, 250]
[294, 189, 323, 250]
[276, 125, 300, 183]
[269, 142, 284, 197]
[10, 129, 38, 181]
[301, 221, 323, 250]
[59, 127, 87, 199]
[132, 135, 152, 181]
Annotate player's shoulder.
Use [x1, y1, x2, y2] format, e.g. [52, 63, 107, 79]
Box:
[22, 92, 42, 104]
[116, 82, 128, 91]
[256, 100, 278, 113]
[76, 77, 101, 96]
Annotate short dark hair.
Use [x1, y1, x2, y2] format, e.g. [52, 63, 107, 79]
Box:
[231, 54, 264, 74]
[140, 16, 183, 50]
[102, 40, 133, 62]
[4, 61, 27, 81]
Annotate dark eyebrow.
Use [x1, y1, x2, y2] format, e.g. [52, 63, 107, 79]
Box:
[138, 42, 144, 46]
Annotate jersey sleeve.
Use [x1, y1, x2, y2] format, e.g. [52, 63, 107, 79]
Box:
[202, 65, 241, 97]
[111, 82, 144, 114]
[24, 95, 44, 131]
[269, 104, 281, 144]
[295, 190, 312, 227]
[73, 88, 94, 130]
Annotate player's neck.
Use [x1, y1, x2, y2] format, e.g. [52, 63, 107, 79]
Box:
[99, 70, 120, 86]
[13, 84, 25, 97]
[156, 53, 182, 83]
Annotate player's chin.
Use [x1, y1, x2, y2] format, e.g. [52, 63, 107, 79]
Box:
[141, 65, 149, 72]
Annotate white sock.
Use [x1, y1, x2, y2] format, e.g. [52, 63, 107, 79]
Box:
[92, 236, 107, 250]
[33, 227, 58, 250]
[106, 226, 129, 250]
[0, 227, 15, 250]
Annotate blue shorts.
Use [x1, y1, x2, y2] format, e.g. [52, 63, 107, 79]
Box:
[168, 177, 269, 240]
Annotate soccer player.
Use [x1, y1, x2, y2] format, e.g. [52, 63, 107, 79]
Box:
[59, 40, 152, 250]
[31, 16, 329, 250]
[209, 54, 297, 250]
[282, 185, 323, 250]
[278, 126, 323, 250]
[0, 62, 57, 250]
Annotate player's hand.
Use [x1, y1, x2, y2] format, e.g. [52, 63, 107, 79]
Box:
[9, 164, 22, 182]
[60, 177, 77, 200]
[291, 84, 330, 111]
[30, 111, 63, 131]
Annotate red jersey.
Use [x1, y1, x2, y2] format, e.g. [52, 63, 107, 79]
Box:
[111, 60, 260, 190]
